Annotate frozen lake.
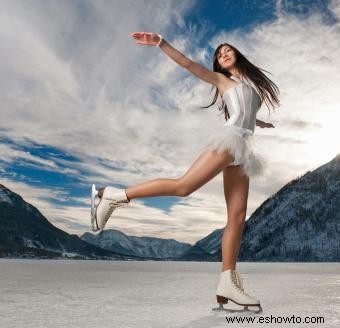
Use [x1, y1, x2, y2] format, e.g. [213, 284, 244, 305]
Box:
[0, 260, 339, 327]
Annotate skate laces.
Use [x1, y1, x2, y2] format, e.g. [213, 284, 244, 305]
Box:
[108, 199, 130, 208]
[102, 188, 130, 209]
[231, 270, 252, 297]
[234, 270, 244, 290]
[99, 198, 130, 223]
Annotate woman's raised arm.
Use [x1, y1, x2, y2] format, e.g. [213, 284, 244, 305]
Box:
[131, 32, 225, 88]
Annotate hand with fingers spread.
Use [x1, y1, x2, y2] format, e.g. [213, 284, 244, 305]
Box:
[131, 32, 163, 47]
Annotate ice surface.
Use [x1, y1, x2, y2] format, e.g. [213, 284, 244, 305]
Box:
[0, 260, 339, 328]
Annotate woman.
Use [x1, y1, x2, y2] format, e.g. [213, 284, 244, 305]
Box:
[91, 32, 279, 313]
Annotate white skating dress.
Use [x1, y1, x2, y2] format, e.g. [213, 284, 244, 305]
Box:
[199, 75, 266, 178]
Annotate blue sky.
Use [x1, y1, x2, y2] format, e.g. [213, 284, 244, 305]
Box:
[1, 0, 339, 244]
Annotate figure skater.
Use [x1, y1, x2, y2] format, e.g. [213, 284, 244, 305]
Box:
[90, 32, 279, 313]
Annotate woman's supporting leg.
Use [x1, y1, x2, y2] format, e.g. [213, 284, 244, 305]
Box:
[125, 149, 235, 200]
[221, 165, 249, 271]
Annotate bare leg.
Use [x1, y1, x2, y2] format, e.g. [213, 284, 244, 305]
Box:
[221, 165, 249, 271]
[125, 149, 235, 200]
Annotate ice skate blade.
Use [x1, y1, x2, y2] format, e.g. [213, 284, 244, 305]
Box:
[213, 296, 262, 314]
[91, 184, 99, 232]
[212, 304, 262, 314]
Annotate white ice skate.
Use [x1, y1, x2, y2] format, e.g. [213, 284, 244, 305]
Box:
[90, 184, 130, 232]
[212, 269, 262, 314]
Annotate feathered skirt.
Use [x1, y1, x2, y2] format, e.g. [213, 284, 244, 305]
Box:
[198, 124, 266, 179]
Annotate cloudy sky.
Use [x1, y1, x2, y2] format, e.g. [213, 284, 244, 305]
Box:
[0, 0, 339, 244]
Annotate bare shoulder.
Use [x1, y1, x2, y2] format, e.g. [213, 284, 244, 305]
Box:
[215, 72, 238, 96]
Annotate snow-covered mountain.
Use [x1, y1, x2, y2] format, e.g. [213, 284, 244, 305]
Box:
[180, 154, 340, 261]
[81, 229, 192, 259]
[0, 183, 190, 260]
[0, 184, 133, 259]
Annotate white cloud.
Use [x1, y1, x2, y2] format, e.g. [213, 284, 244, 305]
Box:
[0, 143, 79, 175]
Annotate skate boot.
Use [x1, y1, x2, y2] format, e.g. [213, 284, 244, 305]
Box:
[213, 269, 262, 313]
[91, 184, 130, 232]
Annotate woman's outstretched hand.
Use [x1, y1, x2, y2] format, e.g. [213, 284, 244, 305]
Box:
[131, 32, 161, 46]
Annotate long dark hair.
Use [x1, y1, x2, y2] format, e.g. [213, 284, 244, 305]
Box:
[202, 43, 280, 121]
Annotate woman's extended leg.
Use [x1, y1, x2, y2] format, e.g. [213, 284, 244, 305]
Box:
[124, 149, 235, 200]
[221, 164, 249, 271]
[94, 149, 234, 232]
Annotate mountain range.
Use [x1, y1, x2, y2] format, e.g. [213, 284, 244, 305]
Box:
[1, 154, 339, 261]
[81, 229, 191, 259]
